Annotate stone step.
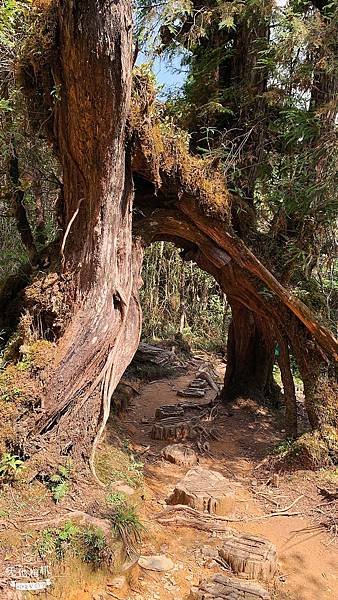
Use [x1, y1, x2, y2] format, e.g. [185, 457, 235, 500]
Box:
[167, 466, 236, 515]
[189, 574, 271, 599]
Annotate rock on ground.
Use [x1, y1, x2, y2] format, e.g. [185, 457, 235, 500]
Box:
[138, 554, 174, 572]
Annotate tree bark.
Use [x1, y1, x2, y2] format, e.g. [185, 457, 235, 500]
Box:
[8, 141, 38, 265]
[30, 0, 142, 469]
[222, 302, 276, 403]
[277, 336, 298, 438]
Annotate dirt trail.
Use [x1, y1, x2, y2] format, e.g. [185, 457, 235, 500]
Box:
[115, 362, 338, 600]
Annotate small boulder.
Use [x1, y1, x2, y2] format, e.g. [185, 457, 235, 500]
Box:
[138, 554, 174, 572]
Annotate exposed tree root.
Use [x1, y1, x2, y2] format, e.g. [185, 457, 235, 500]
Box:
[156, 498, 305, 532]
[0, 508, 114, 539]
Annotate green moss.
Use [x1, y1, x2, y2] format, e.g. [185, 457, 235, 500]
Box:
[95, 446, 143, 488]
[277, 429, 338, 470]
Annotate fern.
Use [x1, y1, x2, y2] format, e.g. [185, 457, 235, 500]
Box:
[47, 461, 73, 503]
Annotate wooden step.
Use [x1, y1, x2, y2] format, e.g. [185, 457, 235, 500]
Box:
[189, 574, 271, 599]
[162, 443, 198, 467]
[167, 466, 236, 515]
[219, 533, 277, 582]
[151, 417, 194, 441]
[177, 389, 206, 398]
[155, 405, 184, 420]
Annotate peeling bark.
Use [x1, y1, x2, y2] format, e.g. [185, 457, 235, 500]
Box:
[29, 0, 142, 466]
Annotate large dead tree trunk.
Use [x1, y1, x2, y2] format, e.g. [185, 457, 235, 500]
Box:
[29, 0, 142, 467]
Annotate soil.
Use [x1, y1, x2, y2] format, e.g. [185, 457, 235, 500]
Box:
[111, 357, 338, 600]
[0, 354, 337, 600]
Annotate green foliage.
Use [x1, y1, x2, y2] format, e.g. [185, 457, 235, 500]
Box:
[136, 0, 338, 334]
[111, 503, 143, 541]
[0, 451, 24, 481]
[109, 459, 144, 488]
[47, 461, 72, 503]
[141, 241, 229, 350]
[36, 521, 109, 566]
[37, 521, 79, 561]
[272, 439, 296, 458]
[0, 0, 60, 286]
[79, 526, 109, 568]
[106, 490, 143, 548]
[106, 491, 128, 507]
[107, 494, 143, 545]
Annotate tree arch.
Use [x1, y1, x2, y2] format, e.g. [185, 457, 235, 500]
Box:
[0, 0, 336, 474]
[131, 105, 338, 440]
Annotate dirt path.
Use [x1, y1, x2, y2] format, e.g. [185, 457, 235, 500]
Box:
[114, 364, 338, 600]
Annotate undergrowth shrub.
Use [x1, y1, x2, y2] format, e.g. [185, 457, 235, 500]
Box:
[106, 491, 144, 548]
[36, 521, 110, 567]
[0, 452, 24, 483]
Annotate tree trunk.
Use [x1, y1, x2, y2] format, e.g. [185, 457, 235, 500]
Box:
[291, 329, 338, 431]
[30, 0, 142, 469]
[8, 141, 38, 265]
[222, 301, 276, 403]
[277, 336, 298, 438]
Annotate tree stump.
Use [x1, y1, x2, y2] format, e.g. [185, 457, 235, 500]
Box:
[189, 574, 271, 599]
[151, 417, 194, 441]
[162, 443, 198, 467]
[219, 533, 277, 582]
[155, 405, 184, 420]
[167, 467, 236, 515]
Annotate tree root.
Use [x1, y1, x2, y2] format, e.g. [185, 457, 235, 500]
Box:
[4, 508, 113, 539]
[156, 498, 304, 531]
